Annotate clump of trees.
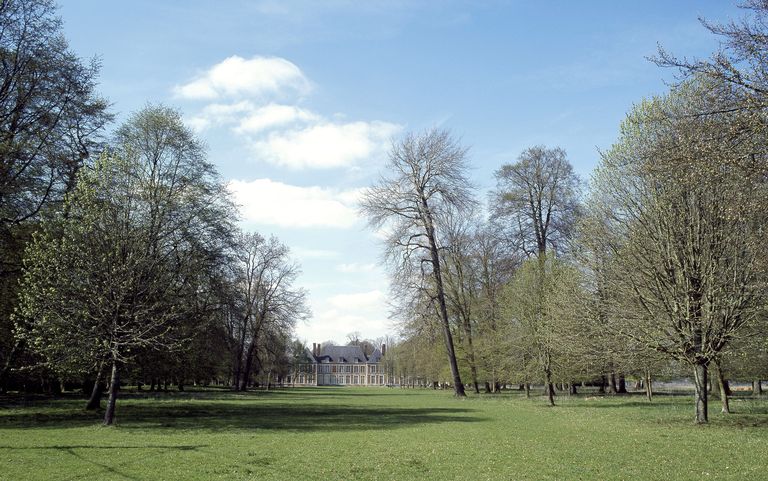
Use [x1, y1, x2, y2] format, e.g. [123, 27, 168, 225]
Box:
[369, 3, 768, 423]
[0, 1, 309, 425]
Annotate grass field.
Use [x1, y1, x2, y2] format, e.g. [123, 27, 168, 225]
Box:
[1, 387, 767, 481]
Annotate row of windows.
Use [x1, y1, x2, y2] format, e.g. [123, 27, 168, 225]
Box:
[293, 374, 387, 385]
[313, 364, 378, 374]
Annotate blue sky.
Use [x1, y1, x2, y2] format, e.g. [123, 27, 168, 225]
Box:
[59, 0, 740, 343]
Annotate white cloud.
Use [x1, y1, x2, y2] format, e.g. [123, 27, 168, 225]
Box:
[174, 55, 310, 100]
[186, 101, 318, 133]
[328, 290, 385, 310]
[186, 100, 256, 131]
[177, 56, 401, 171]
[253, 120, 400, 169]
[336, 263, 377, 273]
[296, 289, 393, 342]
[235, 104, 318, 134]
[228, 178, 363, 228]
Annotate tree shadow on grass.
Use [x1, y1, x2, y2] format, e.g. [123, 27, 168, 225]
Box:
[571, 399, 684, 409]
[0, 390, 484, 432]
[0, 444, 208, 481]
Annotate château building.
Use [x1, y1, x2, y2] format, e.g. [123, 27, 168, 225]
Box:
[290, 343, 392, 386]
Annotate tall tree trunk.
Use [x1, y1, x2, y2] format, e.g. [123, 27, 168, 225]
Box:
[608, 372, 618, 394]
[753, 380, 763, 396]
[693, 362, 708, 424]
[524, 382, 530, 398]
[240, 342, 257, 391]
[85, 364, 104, 410]
[103, 360, 120, 426]
[544, 366, 555, 406]
[644, 370, 653, 402]
[233, 339, 245, 390]
[714, 361, 729, 414]
[459, 314, 480, 394]
[421, 196, 464, 397]
[569, 383, 577, 395]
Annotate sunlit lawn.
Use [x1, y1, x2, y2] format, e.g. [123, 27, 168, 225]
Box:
[1, 386, 767, 480]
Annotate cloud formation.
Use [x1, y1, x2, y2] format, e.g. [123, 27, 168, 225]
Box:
[174, 55, 310, 100]
[228, 178, 362, 228]
[179, 55, 400, 170]
[296, 289, 392, 342]
[236, 104, 318, 134]
[253, 120, 399, 169]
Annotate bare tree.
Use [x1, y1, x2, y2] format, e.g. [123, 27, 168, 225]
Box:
[230, 232, 308, 391]
[491, 146, 581, 258]
[654, 0, 768, 122]
[440, 210, 483, 393]
[360, 129, 475, 397]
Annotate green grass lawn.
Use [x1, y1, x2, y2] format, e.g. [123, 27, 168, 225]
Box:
[1, 387, 767, 481]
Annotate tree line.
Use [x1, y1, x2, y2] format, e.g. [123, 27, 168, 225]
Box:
[362, 2, 768, 424]
[0, 0, 308, 425]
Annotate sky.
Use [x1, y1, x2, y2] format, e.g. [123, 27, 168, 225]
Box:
[58, 0, 742, 344]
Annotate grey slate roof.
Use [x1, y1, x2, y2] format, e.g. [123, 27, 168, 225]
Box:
[367, 347, 383, 363]
[316, 345, 369, 363]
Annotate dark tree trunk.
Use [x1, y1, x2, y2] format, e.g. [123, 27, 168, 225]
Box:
[85, 367, 104, 411]
[544, 371, 555, 406]
[484, 382, 492, 393]
[693, 362, 708, 424]
[524, 383, 530, 398]
[608, 372, 618, 394]
[103, 360, 120, 426]
[240, 339, 259, 391]
[598, 376, 606, 394]
[714, 362, 729, 414]
[634, 379, 642, 390]
[420, 194, 465, 397]
[753, 380, 763, 396]
[460, 314, 480, 395]
[233, 345, 244, 391]
[569, 383, 577, 395]
[0, 340, 21, 393]
[617, 375, 627, 394]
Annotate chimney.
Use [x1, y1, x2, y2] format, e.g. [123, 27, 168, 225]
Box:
[312, 343, 317, 357]
[381, 343, 386, 357]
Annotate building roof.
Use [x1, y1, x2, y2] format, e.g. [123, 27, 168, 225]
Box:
[305, 344, 379, 363]
[367, 347, 383, 363]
